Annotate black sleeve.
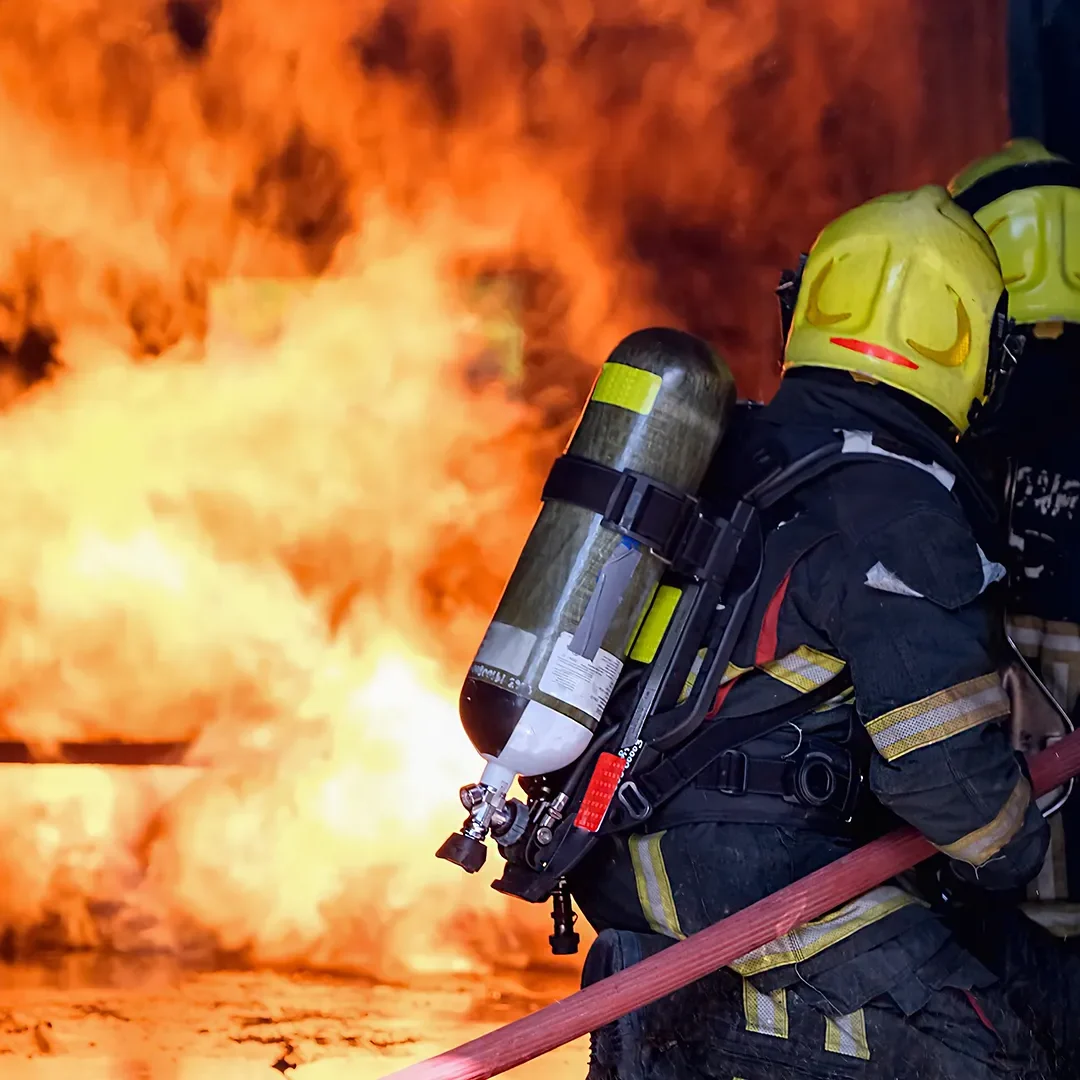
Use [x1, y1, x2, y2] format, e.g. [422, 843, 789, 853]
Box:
[827, 507, 1049, 891]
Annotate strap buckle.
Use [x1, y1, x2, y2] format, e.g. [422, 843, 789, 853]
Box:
[616, 781, 652, 821]
[602, 471, 698, 558]
[715, 750, 748, 795]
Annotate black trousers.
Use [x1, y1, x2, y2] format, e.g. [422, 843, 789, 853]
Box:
[570, 823, 1052, 1080]
[944, 903, 1080, 1078]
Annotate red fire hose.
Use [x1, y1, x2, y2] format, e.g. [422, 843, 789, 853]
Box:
[383, 729, 1080, 1080]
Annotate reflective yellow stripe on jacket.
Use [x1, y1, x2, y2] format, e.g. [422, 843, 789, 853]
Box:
[742, 980, 788, 1039]
[759, 645, 845, 693]
[866, 673, 1009, 762]
[629, 832, 685, 940]
[939, 777, 1031, 866]
[630, 831, 921, 977]
[825, 1009, 871, 1059]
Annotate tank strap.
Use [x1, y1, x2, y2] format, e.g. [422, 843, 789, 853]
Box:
[542, 454, 698, 559]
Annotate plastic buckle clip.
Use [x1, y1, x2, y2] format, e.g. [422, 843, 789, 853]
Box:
[606, 473, 651, 532]
[716, 750, 748, 795]
[602, 471, 698, 559]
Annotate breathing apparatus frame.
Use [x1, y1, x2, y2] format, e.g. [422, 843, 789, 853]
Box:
[482, 439, 887, 929]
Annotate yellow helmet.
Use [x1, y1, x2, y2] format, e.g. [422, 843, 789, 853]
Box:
[949, 138, 1080, 332]
[780, 185, 1008, 433]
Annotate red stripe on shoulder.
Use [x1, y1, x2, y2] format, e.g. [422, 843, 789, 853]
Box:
[706, 679, 737, 720]
[755, 570, 793, 666]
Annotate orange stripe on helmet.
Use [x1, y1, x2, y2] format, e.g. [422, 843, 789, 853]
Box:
[830, 337, 920, 370]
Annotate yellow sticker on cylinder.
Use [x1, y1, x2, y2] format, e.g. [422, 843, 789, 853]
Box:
[629, 585, 682, 664]
[627, 582, 660, 651]
[591, 363, 662, 415]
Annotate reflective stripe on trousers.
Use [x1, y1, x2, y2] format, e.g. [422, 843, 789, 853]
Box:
[628, 828, 920, 973]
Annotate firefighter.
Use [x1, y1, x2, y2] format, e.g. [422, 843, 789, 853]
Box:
[567, 186, 1052, 1079]
[942, 137, 1080, 1077]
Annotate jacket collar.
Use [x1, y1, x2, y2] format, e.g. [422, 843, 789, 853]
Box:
[760, 370, 999, 531]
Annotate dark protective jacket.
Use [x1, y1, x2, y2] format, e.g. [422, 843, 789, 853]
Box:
[989, 325, 1080, 623]
[951, 327, 1080, 1077]
[570, 367, 1050, 1027]
[582, 925, 1051, 1080]
[965, 328, 1080, 920]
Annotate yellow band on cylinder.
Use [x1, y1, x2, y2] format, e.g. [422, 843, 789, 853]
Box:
[591, 363, 662, 415]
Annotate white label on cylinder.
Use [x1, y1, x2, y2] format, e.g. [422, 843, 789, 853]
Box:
[474, 621, 537, 678]
[539, 632, 623, 721]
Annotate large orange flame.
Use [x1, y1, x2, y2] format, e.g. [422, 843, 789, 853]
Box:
[0, 0, 1004, 976]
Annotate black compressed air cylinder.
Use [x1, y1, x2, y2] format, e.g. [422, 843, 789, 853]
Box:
[460, 327, 736, 789]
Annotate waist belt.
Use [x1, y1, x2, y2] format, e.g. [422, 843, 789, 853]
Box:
[602, 667, 854, 833]
[695, 745, 861, 818]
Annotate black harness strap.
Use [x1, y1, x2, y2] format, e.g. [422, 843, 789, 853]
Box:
[695, 744, 859, 817]
[603, 667, 852, 829]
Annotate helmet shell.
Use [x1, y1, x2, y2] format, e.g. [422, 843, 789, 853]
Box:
[783, 185, 1004, 432]
[950, 139, 1080, 328]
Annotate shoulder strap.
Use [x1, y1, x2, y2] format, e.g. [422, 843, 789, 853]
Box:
[744, 442, 857, 509]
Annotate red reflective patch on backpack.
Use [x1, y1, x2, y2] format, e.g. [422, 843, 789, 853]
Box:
[574, 752, 627, 832]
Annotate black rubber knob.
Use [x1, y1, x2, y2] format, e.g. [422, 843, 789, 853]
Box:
[436, 832, 488, 873]
[549, 929, 580, 955]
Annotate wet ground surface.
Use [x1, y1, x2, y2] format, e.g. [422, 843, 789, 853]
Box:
[0, 956, 587, 1079]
